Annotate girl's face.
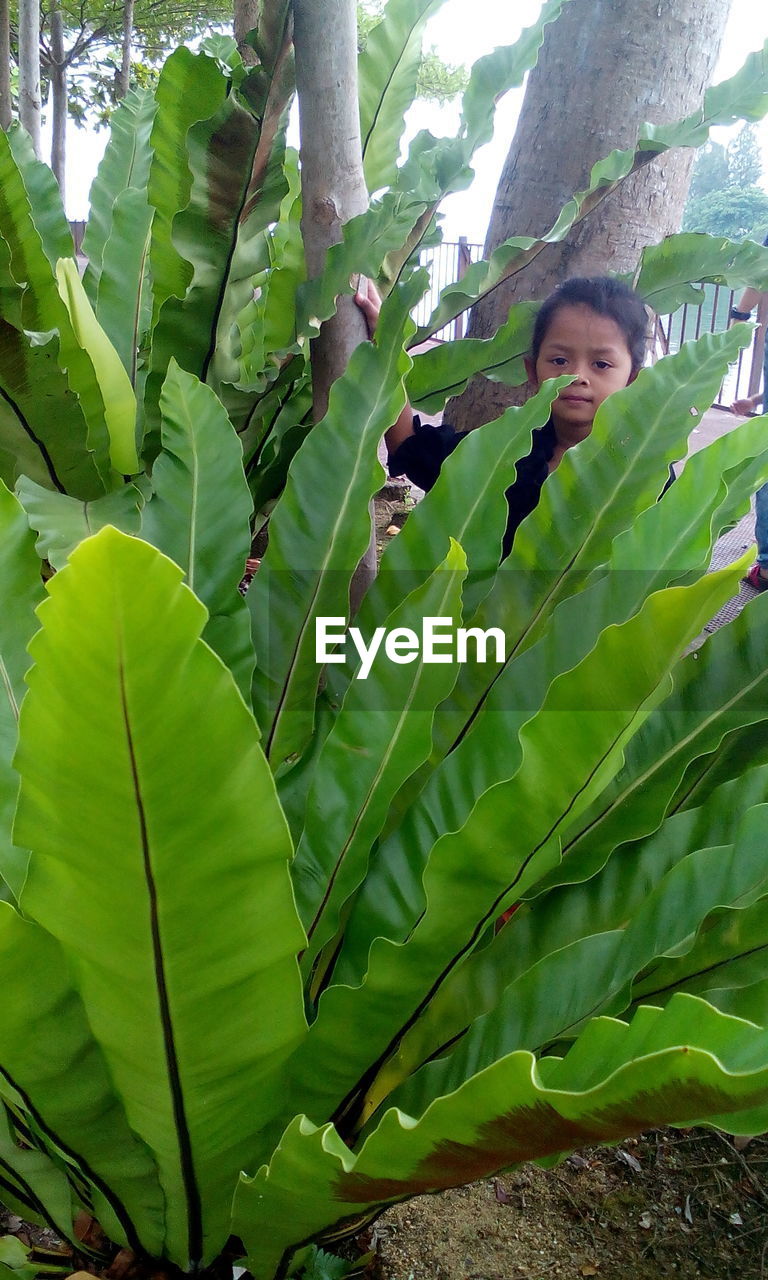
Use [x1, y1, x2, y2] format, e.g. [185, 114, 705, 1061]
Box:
[524, 303, 636, 444]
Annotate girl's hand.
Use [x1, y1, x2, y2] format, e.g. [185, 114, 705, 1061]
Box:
[352, 275, 415, 451]
[354, 275, 381, 338]
[731, 395, 761, 415]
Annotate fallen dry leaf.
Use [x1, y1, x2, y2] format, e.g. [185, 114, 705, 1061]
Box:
[567, 1154, 589, 1170]
[493, 1179, 512, 1205]
[73, 1213, 107, 1252]
[616, 1147, 642, 1173]
[385, 524, 400, 536]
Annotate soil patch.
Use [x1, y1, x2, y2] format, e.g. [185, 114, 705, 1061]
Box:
[366, 1129, 768, 1280]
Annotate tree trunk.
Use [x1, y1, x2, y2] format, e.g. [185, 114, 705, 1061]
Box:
[293, 0, 376, 602]
[234, 0, 260, 65]
[18, 0, 42, 157]
[448, 0, 733, 430]
[49, 3, 66, 193]
[117, 0, 135, 99]
[0, 0, 12, 130]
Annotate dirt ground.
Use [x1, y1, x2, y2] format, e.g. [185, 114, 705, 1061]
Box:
[364, 1129, 768, 1280]
[3, 1131, 767, 1280]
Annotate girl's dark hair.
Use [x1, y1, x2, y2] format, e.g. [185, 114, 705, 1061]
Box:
[531, 276, 649, 374]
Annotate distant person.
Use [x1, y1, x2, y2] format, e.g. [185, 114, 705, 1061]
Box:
[729, 236, 768, 591]
[357, 276, 649, 559]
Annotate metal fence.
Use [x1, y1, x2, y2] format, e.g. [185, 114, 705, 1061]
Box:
[412, 237, 484, 341]
[416, 239, 767, 409]
[654, 285, 767, 409]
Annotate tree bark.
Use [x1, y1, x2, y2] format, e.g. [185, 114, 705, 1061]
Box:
[448, 0, 733, 430]
[117, 0, 135, 99]
[18, 0, 42, 156]
[49, 2, 66, 192]
[0, 0, 12, 130]
[234, 0, 260, 65]
[293, 0, 375, 600]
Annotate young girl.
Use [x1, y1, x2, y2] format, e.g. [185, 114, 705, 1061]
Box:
[359, 276, 649, 558]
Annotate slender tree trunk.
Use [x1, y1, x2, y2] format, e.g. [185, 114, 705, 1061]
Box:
[293, 0, 376, 601]
[18, 0, 42, 156]
[0, 0, 12, 130]
[448, 0, 733, 430]
[234, 0, 260, 65]
[49, 4, 67, 193]
[116, 0, 135, 99]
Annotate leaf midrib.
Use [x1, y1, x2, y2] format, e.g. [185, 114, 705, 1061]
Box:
[118, 650, 201, 1266]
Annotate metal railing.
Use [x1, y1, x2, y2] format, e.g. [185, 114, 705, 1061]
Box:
[412, 237, 483, 340]
[653, 285, 767, 409]
[415, 239, 767, 409]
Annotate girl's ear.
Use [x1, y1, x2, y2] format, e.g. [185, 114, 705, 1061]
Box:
[524, 355, 539, 389]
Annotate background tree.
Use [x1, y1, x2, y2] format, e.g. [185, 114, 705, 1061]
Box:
[357, 0, 467, 101]
[117, 0, 135, 99]
[7, 0, 231, 186]
[682, 123, 767, 240]
[682, 185, 768, 240]
[688, 139, 730, 201]
[17, 0, 42, 155]
[726, 121, 763, 188]
[48, 0, 65, 186]
[447, 0, 733, 430]
[232, 0, 258, 64]
[295, 0, 376, 596]
[0, 0, 11, 128]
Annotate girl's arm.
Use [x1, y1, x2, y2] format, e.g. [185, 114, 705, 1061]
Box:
[354, 277, 415, 451]
[731, 287, 762, 319]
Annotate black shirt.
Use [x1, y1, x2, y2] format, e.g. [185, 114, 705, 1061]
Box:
[388, 416, 558, 559]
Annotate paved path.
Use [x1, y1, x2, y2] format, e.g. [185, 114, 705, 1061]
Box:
[689, 406, 763, 639]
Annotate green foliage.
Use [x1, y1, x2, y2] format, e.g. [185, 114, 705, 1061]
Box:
[1, 6, 768, 1280]
[0, 1235, 38, 1280]
[9, 0, 233, 128]
[726, 122, 764, 188]
[682, 184, 768, 241]
[357, 0, 467, 104]
[688, 139, 729, 200]
[682, 124, 766, 240]
[299, 1247, 367, 1280]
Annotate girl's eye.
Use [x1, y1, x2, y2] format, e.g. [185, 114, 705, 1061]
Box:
[550, 356, 568, 366]
[594, 360, 612, 370]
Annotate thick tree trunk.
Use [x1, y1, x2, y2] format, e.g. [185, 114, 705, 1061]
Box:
[234, 0, 260, 65]
[448, 0, 733, 430]
[49, 4, 66, 193]
[0, 0, 12, 130]
[18, 0, 42, 156]
[293, 0, 376, 601]
[117, 0, 135, 99]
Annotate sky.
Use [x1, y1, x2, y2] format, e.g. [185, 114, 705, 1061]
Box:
[55, 0, 768, 237]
